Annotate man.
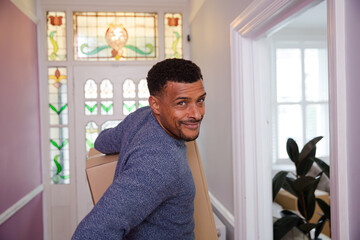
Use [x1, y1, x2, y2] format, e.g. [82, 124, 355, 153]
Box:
[72, 58, 206, 239]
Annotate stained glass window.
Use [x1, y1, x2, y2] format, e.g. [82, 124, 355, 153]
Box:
[123, 100, 136, 115]
[73, 12, 158, 61]
[100, 79, 113, 115]
[85, 79, 98, 99]
[47, 12, 67, 61]
[138, 79, 150, 98]
[102, 120, 121, 130]
[123, 79, 136, 98]
[85, 101, 98, 115]
[164, 13, 183, 59]
[85, 121, 98, 152]
[48, 68, 69, 184]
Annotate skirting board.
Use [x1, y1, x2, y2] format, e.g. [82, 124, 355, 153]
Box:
[209, 191, 234, 228]
[0, 184, 44, 225]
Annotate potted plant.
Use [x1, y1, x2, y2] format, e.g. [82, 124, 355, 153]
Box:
[272, 136, 331, 240]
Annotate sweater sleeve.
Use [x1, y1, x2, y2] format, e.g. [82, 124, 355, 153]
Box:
[72, 147, 178, 240]
[94, 121, 124, 154]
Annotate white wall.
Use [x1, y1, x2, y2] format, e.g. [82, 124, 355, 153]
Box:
[190, 0, 253, 237]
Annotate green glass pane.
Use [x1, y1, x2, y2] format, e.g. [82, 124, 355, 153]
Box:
[85, 101, 98, 115]
[101, 101, 113, 115]
[48, 67, 68, 125]
[123, 101, 136, 115]
[86, 121, 99, 152]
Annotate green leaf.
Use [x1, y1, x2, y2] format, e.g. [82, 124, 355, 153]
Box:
[273, 171, 288, 201]
[287, 138, 299, 164]
[60, 175, 70, 179]
[299, 136, 323, 163]
[316, 198, 331, 220]
[49, 103, 68, 115]
[50, 139, 69, 150]
[101, 103, 113, 113]
[54, 154, 62, 175]
[86, 138, 94, 148]
[85, 103, 97, 113]
[274, 215, 300, 240]
[312, 157, 330, 178]
[124, 103, 136, 112]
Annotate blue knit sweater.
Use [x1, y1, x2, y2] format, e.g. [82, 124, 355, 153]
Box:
[72, 107, 195, 240]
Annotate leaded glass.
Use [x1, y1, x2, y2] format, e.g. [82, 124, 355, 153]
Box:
[73, 12, 158, 61]
[100, 79, 113, 98]
[50, 127, 70, 184]
[47, 11, 67, 61]
[85, 101, 98, 115]
[85, 79, 98, 99]
[85, 121, 98, 152]
[123, 79, 136, 98]
[48, 68, 68, 125]
[123, 101, 136, 115]
[101, 101, 113, 115]
[102, 120, 121, 130]
[139, 100, 150, 108]
[138, 79, 150, 98]
[164, 13, 183, 59]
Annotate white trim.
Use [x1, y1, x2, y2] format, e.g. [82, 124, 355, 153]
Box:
[0, 185, 44, 226]
[327, 0, 349, 239]
[208, 192, 234, 228]
[10, 0, 39, 24]
[230, 0, 345, 239]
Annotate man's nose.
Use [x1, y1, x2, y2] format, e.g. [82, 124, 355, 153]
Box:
[188, 104, 202, 120]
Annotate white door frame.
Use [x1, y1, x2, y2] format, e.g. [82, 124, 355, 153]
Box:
[230, 0, 348, 239]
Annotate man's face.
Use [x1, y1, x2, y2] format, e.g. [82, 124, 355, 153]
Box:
[150, 80, 206, 141]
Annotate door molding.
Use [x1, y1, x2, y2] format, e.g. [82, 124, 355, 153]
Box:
[230, 0, 348, 239]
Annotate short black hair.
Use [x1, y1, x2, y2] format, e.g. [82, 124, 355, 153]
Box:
[147, 58, 203, 96]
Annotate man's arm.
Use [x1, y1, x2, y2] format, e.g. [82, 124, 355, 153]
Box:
[72, 148, 178, 239]
[94, 122, 124, 154]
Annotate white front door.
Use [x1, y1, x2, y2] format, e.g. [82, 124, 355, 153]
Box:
[73, 65, 152, 222]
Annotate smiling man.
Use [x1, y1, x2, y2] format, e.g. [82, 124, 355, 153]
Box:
[72, 59, 206, 240]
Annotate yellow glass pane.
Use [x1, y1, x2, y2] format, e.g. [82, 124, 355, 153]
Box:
[47, 11, 67, 61]
[164, 13, 183, 59]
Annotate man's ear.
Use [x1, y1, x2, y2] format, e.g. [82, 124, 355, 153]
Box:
[149, 95, 160, 115]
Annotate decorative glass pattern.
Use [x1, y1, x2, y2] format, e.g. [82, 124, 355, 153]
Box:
[138, 79, 150, 98]
[85, 101, 98, 115]
[48, 68, 70, 184]
[47, 11, 67, 61]
[48, 68, 68, 125]
[85, 121, 98, 152]
[73, 12, 158, 61]
[123, 100, 136, 115]
[102, 120, 121, 130]
[139, 100, 149, 108]
[164, 13, 183, 59]
[100, 79, 113, 98]
[123, 79, 136, 98]
[50, 127, 70, 184]
[101, 101, 113, 115]
[85, 79, 98, 99]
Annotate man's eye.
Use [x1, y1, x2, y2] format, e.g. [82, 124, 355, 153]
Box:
[198, 98, 205, 103]
[178, 101, 186, 106]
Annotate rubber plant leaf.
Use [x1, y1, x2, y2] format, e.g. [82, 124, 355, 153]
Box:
[316, 198, 331, 220]
[286, 138, 299, 164]
[312, 157, 330, 178]
[296, 148, 315, 176]
[283, 176, 298, 197]
[273, 215, 300, 240]
[299, 136, 323, 163]
[315, 215, 327, 240]
[272, 171, 288, 201]
[297, 174, 321, 221]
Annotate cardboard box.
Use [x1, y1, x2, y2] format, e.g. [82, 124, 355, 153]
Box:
[86, 141, 218, 240]
[275, 189, 330, 237]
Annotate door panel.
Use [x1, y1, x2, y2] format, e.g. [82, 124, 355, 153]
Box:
[74, 65, 151, 222]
